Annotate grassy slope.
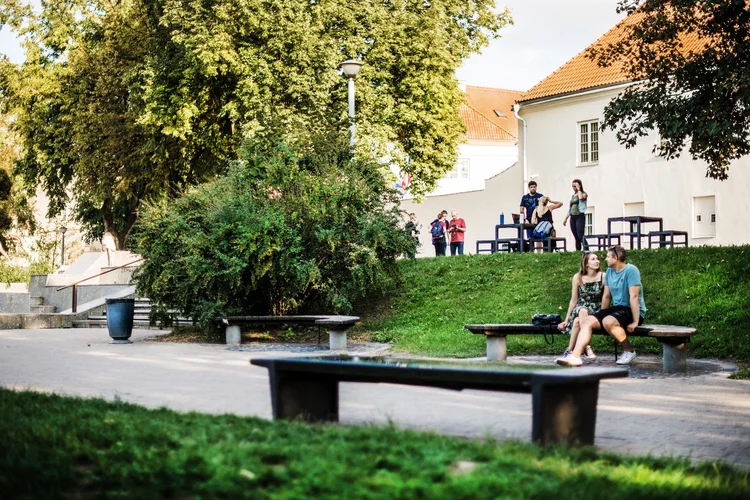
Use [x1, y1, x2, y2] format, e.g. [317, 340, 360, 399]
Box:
[355, 246, 750, 361]
[2, 389, 748, 499]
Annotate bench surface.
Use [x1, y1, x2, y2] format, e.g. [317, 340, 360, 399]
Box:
[251, 355, 627, 392]
[465, 323, 696, 339]
[214, 315, 360, 328]
[251, 355, 627, 445]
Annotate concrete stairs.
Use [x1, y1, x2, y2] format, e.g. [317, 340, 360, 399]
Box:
[72, 298, 194, 329]
[29, 296, 56, 314]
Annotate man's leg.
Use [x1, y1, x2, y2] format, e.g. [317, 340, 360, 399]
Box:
[602, 316, 634, 352]
[450, 243, 457, 256]
[458, 242, 464, 255]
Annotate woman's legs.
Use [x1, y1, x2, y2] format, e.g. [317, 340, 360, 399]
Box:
[571, 214, 588, 251]
[567, 317, 581, 351]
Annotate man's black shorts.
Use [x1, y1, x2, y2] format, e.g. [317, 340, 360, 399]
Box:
[593, 306, 644, 328]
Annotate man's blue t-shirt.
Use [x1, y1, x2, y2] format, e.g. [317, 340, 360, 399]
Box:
[520, 193, 543, 221]
[605, 263, 646, 318]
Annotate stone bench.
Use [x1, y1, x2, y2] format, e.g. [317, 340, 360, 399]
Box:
[251, 355, 627, 445]
[464, 323, 697, 373]
[214, 315, 359, 350]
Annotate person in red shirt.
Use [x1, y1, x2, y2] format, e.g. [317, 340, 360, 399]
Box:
[448, 211, 467, 255]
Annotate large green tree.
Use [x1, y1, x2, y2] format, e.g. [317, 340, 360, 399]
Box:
[1, 0, 510, 247]
[588, 0, 750, 180]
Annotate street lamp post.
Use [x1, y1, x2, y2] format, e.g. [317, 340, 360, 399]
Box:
[59, 226, 67, 267]
[340, 59, 363, 148]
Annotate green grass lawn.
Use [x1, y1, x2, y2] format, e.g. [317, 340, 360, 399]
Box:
[2, 388, 748, 499]
[354, 246, 750, 362]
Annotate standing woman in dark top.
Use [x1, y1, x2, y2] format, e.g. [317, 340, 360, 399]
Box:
[563, 179, 589, 251]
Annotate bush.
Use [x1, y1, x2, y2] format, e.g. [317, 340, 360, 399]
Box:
[131, 135, 412, 324]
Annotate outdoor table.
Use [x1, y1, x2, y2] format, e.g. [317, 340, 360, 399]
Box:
[606, 216, 663, 250]
[251, 355, 628, 445]
[495, 223, 536, 253]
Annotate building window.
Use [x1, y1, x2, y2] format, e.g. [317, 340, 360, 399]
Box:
[446, 158, 470, 179]
[585, 210, 594, 236]
[579, 120, 599, 164]
[693, 195, 716, 238]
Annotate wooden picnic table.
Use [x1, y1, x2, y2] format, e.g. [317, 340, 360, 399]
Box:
[607, 216, 663, 250]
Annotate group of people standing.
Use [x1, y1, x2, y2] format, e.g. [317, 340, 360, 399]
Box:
[519, 179, 589, 251]
[430, 210, 467, 257]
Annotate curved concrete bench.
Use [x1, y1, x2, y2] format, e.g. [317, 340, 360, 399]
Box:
[465, 323, 697, 373]
[214, 315, 360, 351]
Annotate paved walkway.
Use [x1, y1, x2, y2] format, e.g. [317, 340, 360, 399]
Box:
[1, 328, 749, 469]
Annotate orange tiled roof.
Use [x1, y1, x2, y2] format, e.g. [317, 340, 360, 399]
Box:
[461, 85, 522, 141]
[520, 10, 708, 103]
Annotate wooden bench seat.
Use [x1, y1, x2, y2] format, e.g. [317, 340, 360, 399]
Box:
[464, 323, 697, 373]
[528, 237, 566, 252]
[648, 230, 688, 248]
[584, 234, 621, 250]
[476, 240, 497, 254]
[214, 315, 359, 350]
[251, 355, 627, 445]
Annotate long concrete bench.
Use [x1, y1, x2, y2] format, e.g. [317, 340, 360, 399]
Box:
[464, 324, 697, 373]
[214, 315, 359, 350]
[251, 355, 627, 445]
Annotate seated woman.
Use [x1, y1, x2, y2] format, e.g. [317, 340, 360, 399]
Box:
[530, 196, 562, 251]
[556, 251, 603, 365]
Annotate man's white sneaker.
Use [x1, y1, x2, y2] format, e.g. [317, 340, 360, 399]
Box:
[616, 350, 637, 365]
[557, 355, 583, 367]
[583, 345, 596, 360]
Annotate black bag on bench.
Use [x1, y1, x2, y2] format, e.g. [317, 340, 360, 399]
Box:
[531, 314, 562, 327]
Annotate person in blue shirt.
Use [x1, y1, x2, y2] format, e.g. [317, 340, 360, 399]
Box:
[558, 245, 646, 367]
[519, 180, 543, 223]
[519, 181, 543, 239]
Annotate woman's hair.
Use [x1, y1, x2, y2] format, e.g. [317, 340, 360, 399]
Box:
[573, 179, 584, 193]
[536, 196, 550, 217]
[577, 252, 598, 285]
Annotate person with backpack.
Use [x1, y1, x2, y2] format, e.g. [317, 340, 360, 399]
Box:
[530, 196, 563, 249]
[562, 179, 589, 251]
[430, 211, 448, 257]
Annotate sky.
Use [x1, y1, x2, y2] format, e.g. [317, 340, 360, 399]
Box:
[0, 1, 626, 92]
[457, 0, 626, 91]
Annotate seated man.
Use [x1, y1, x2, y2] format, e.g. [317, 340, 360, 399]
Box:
[558, 245, 646, 366]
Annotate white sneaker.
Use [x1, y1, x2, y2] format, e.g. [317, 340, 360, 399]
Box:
[616, 350, 637, 365]
[554, 349, 571, 364]
[557, 355, 583, 367]
[583, 345, 597, 360]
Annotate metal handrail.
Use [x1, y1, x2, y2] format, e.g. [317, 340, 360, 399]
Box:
[55, 257, 143, 313]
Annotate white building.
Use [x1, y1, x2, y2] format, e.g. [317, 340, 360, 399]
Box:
[404, 12, 750, 255]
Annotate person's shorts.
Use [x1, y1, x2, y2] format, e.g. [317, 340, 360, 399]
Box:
[593, 306, 644, 328]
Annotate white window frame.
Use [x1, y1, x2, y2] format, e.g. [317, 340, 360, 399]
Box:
[585, 211, 594, 236]
[446, 158, 470, 179]
[578, 120, 599, 166]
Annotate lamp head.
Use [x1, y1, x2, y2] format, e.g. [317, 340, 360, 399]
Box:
[340, 59, 363, 78]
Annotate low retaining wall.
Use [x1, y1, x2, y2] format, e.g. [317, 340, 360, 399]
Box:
[0, 313, 74, 329]
[0, 292, 31, 313]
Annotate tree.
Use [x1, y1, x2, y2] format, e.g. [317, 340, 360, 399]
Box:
[1, 0, 511, 248]
[130, 133, 413, 320]
[587, 0, 750, 180]
[0, 108, 34, 257]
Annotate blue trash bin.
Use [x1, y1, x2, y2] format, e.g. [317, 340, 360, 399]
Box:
[106, 298, 135, 344]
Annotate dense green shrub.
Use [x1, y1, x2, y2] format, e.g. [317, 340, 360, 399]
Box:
[131, 135, 412, 323]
